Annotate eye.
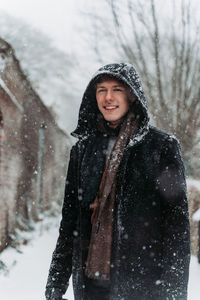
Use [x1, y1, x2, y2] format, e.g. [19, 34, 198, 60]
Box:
[97, 88, 106, 93]
[113, 88, 124, 92]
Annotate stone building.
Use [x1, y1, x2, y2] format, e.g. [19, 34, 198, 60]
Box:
[0, 38, 71, 251]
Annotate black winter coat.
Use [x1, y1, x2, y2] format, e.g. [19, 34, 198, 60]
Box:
[46, 63, 190, 300]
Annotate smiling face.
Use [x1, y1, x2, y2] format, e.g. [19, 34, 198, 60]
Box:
[96, 78, 135, 128]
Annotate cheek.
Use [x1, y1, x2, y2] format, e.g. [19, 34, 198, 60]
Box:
[96, 96, 103, 107]
[97, 100, 102, 111]
[123, 100, 130, 113]
[97, 101, 105, 115]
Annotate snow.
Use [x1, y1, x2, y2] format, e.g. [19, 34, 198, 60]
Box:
[0, 216, 74, 300]
[187, 178, 200, 192]
[192, 208, 200, 222]
[188, 256, 200, 300]
[0, 216, 199, 300]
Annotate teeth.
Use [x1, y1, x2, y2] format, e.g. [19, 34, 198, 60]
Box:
[105, 106, 117, 109]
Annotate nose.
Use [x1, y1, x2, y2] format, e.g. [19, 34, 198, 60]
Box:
[105, 89, 113, 102]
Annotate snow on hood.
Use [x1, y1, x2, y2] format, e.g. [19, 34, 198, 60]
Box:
[71, 63, 150, 145]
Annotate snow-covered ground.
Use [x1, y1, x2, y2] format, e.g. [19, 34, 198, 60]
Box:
[0, 216, 74, 300]
[0, 216, 199, 300]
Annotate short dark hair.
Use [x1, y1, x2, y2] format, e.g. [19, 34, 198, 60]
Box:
[94, 74, 124, 88]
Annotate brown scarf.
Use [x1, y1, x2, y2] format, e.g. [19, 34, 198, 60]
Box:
[85, 112, 138, 280]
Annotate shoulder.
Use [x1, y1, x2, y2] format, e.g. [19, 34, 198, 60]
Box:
[147, 125, 180, 146]
[70, 134, 96, 156]
[139, 126, 182, 159]
[147, 127, 184, 167]
[144, 127, 184, 174]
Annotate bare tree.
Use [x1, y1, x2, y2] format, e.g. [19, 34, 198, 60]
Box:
[85, 0, 200, 175]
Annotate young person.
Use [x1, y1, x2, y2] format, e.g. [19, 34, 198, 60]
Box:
[45, 63, 190, 300]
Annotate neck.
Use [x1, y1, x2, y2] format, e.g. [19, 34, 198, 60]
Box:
[108, 114, 128, 128]
[108, 119, 122, 128]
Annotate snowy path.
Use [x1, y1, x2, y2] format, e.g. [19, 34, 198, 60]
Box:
[0, 217, 74, 300]
[0, 216, 199, 300]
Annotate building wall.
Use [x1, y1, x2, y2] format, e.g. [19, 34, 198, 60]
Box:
[0, 86, 24, 250]
[0, 38, 71, 252]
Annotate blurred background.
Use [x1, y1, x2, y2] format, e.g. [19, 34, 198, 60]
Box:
[0, 0, 200, 299]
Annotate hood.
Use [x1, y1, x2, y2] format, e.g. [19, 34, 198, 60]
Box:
[71, 63, 149, 145]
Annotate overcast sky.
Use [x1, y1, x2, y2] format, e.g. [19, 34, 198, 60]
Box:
[0, 0, 81, 54]
[1, 0, 200, 52]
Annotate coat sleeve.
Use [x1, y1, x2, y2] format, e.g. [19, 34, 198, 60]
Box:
[45, 145, 78, 297]
[158, 136, 190, 300]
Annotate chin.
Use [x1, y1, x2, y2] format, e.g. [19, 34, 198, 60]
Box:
[103, 115, 119, 122]
[105, 118, 118, 123]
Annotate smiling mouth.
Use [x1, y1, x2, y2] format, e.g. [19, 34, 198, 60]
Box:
[104, 105, 119, 111]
